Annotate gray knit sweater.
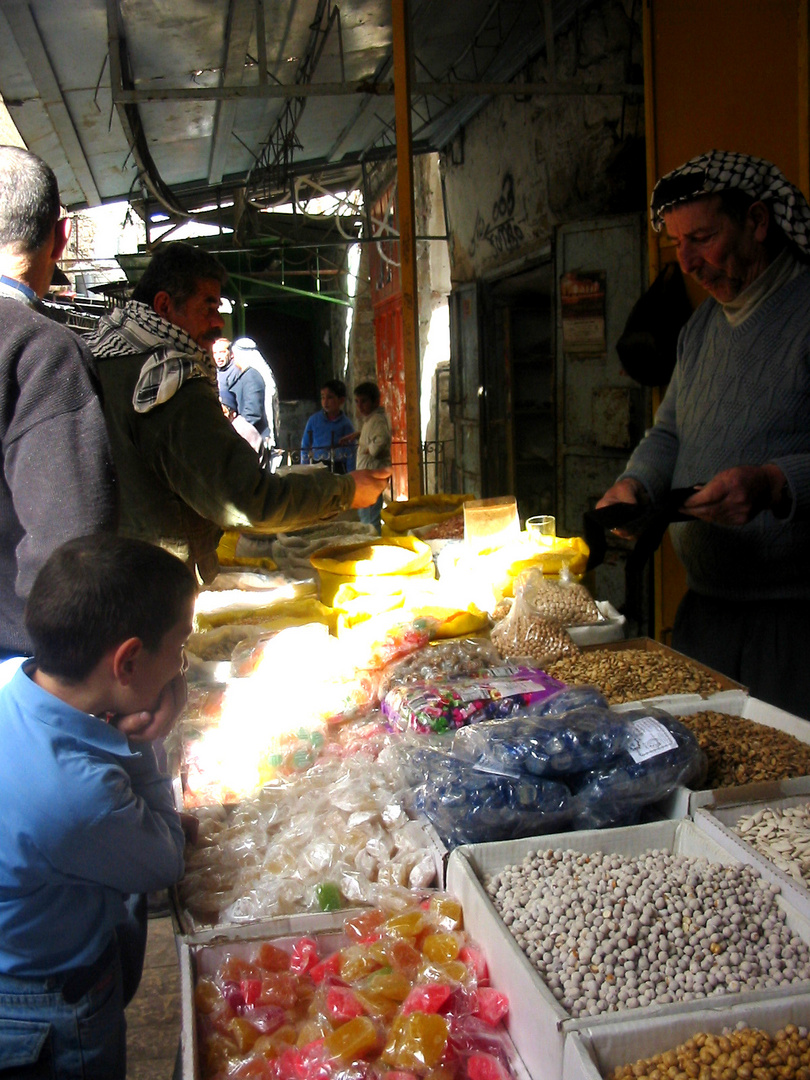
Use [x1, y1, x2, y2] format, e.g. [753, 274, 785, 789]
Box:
[621, 268, 810, 601]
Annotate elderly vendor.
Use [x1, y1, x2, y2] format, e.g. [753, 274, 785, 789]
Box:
[598, 150, 810, 718]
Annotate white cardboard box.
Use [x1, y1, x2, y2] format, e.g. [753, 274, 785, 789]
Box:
[445, 819, 810, 1080]
[566, 602, 626, 647]
[179, 919, 534, 1080]
[642, 691, 810, 818]
[562, 995, 810, 1080]
[695, 796, 810, 918]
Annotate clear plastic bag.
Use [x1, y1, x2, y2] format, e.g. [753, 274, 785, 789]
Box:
[568, 707, 708, 829]
[407, 746, 573, 849]
[380, 667, 566, 734]
[489, 570, 580, 667]
[451, 705, 631, 778]
[377, 637, 503, 699]
[519, 566, 603, 626]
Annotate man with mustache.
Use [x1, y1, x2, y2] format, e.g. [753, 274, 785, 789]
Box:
[89, 242, 389, 583]
[598, 151, 810, 717]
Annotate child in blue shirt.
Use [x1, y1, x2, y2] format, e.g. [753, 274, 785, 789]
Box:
[300, 378, 356, 472]
[0, 534, 198, 1079]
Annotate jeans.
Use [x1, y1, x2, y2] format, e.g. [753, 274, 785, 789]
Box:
[0, 941, 126, 1079]
[358, 494, 383, 533]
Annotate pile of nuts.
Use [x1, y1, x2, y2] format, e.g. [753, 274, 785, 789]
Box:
[607, 1025, 810, 1080]
[485, 846, 810, 1019]
[734, 803, 810, 884]
[676, 711, 810, 788]
[546, 648, 726, 703]
[523, 576, 602, 626]
[490, 611, 579, 667]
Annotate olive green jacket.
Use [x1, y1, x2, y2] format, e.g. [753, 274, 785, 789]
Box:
[96, 350, 354, 580]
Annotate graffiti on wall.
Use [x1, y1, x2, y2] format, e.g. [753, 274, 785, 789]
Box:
[469, 173, 525, 257]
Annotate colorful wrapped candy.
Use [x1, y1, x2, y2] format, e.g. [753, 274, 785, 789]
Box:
[194, 897, 520, 1080]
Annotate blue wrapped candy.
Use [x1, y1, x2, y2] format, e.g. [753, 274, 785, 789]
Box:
[452, 706, 630, 778]
[532, 684, 609, 717]
[568, 707, 707, 830]
[408, 746, 572, 849]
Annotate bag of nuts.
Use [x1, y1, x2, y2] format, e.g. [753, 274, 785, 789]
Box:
[490, 571, 580, 668]
[520, 567, 602, 626]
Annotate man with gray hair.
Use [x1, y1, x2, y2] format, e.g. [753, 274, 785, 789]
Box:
[88, 242, 389, 581]
[598, 150, 810, 717]
[0, 145, 116, 662]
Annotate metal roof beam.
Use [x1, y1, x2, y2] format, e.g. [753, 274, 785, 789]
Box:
[209, 0, 256, 185]
[3, 0, 100, 205]
[106, 0, 187, 219]
[112, 79, 640, 104]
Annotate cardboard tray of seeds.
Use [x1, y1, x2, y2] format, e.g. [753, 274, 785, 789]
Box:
[636, 690, 810, 818]
[694, 795, 810, 919]
[178, 916, 534, 1080]
[562, 994, 810, 1080]
[579, 637, 744, 692]
[445, 818, 810, 1080]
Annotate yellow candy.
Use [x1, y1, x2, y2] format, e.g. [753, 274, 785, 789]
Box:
[384, 911, 427, 938]
[296, 1018, 330, 1048]
[419, 960, 469, 985]
[324, 1016, 380, 1060]
[228, 1017, 260, 1053]
[339, 944, 383, 982]
[382, 1012, 449, 1071]
[428, 896, 463, 930]
[421, 933, 461, 964]
[363, 971, 412, 1002]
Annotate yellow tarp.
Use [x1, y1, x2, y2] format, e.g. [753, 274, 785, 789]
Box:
[310, 535, 435, 605]
[381, 494, 473, 535]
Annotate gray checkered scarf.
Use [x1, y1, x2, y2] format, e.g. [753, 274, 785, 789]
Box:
[86, 300, 216, 413]
[650, 150, 810, 254]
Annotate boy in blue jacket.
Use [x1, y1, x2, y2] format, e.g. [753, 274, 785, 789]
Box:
[0, 533, 197, 1079]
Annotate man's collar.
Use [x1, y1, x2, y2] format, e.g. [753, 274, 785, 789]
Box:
[0, 274, 38, 303]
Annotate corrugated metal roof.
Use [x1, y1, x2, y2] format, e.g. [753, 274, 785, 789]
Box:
[0, 0, 608, 222]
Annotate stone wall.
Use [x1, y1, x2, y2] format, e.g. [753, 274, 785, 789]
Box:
[441, 0, 645, 283]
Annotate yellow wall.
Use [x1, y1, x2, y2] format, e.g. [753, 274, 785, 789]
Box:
[644, 0, 809, 641]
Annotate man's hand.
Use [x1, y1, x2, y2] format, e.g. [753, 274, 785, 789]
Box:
[339, 431, 360, 446]
[595, 477, 647, 539]
[595, 477, 646, 510]
[350, 468, 391, 509]
[681, 465, 787, 525]
[111, 671, 188, 743]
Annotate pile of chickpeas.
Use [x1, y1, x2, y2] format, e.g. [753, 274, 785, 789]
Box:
[485, 846, 810, 1020]
[607, 1024, 810, 1080]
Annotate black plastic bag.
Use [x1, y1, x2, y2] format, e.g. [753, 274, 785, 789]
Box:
[616, 262, 693, 386]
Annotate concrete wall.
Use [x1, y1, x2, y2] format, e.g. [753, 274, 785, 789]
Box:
[440, 0, 645, 283]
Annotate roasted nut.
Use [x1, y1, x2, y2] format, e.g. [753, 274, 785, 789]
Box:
[545, 648, 725, 703]
[677, 711, 810, 788]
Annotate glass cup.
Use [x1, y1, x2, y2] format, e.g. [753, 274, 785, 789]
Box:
[526, 514, 556, 547]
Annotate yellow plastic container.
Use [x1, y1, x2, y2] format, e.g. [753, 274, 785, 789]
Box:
[381, 494, 473, 536]
[310, 535, 436, 606]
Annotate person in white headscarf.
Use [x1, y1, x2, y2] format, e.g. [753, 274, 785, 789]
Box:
[597, 151, 810, 718]
[231, 336, 278, 447]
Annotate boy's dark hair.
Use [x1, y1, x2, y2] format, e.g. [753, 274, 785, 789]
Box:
[131, 242, 228, 309]
[25, 535, 198, 682]
[322, 378, 347, 399]
[354, 381, 381, 408]
[0, 145, 61, 253]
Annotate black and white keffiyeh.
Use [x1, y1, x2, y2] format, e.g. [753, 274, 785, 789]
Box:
[650, 150, 810, 254]
[85, 300, 216, 413]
